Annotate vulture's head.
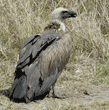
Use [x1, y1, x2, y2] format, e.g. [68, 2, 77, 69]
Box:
[44, 7, 77, 32]
[51, 7, 77, 21]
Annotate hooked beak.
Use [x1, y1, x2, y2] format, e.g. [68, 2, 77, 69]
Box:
[61, 10, 77, 19]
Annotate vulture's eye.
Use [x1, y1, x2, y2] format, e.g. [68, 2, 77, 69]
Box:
[62, 11, 68, 14]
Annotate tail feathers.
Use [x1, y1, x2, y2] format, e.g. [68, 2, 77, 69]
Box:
[10, 75, 27, 100]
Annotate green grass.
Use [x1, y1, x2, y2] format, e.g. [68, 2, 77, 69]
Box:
[92, 61, 109, 84]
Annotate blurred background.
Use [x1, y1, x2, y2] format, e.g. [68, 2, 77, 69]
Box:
[0, 0, 109, 109]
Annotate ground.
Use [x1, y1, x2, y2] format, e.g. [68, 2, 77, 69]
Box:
[1, 80, 109, 110]
[0, 59, 109, 110]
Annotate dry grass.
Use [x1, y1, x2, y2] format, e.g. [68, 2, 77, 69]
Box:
[0, 0, 109, 109]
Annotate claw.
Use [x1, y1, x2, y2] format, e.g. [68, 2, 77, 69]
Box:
[53, 91, 68, 99]
[47, 85, 68, 99]
[47, 92, 68, 99]
[47, 69, 68, 99]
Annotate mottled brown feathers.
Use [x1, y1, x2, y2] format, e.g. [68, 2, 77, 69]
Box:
[44, 21, 60, 31]
[9, 7, 77, 103]
[9, 21, 73, 103]
[44, 20, 65, 36]
[38, 33, 73, 78]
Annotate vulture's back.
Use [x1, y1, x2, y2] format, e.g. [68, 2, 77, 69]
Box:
[9, 30, 73, 102]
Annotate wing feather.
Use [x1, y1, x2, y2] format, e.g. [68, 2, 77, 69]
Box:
[17, 31, 59, 70]
[27, 62, 40, 99]
[36, 68, 61, 96]
[20, 35, 40, 49]
[11, 31, 64, 101]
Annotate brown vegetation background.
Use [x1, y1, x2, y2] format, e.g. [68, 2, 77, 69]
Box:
[0, 0, 109, 109]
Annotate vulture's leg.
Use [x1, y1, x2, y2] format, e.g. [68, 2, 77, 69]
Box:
[52, 83, 68, 99]
[47, 68, 68, 99]
[47, 82, 68, 99]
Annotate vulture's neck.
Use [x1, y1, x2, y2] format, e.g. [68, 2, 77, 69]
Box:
[44, 20, 65, 36]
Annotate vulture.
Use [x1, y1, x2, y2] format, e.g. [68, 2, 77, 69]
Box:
[9, 7, 77, 103]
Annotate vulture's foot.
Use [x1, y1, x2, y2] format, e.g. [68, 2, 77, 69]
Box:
[47, 87, 68, 99]
[25, 97, 31, 104]
[47, 78, 68, 99]
[52, 91, 68, 99]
